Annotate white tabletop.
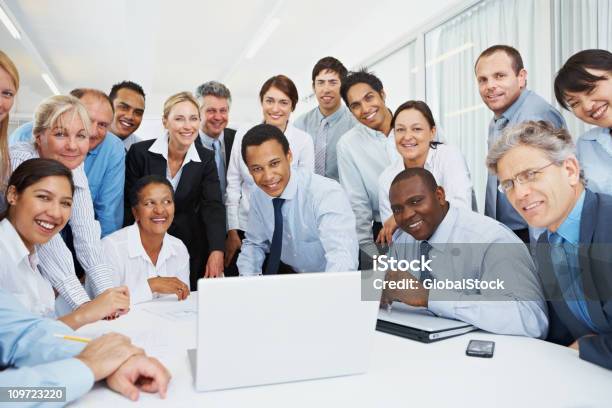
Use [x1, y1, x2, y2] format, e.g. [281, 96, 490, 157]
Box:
[71, 294, 612, 407]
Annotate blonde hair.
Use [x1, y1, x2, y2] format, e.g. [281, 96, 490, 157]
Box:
[0, 51, 20, 191]
[33, 95, 92, 147]
[163, 91, 200, 119]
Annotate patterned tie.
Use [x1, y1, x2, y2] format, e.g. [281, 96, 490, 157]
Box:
[212, 139, 226, 197]
[314, 120, 328, 176]
[265, 198, 285, 275]
[419, 240, 434, 282]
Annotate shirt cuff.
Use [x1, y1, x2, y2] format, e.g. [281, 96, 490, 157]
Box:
[63, 358, 96, 403]
[427, 287, 465, 318]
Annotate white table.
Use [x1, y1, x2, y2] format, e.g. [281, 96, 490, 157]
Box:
[71, 294, 612, 407]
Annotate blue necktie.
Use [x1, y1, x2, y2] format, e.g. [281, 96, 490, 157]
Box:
[419, 240, 433, 282]
[265, 198, 285, 275]
[212, 139, 226, 197]
[315, 120, 328, 176]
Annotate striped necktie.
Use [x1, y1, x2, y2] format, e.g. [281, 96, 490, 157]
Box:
[314, 119, 329, 176]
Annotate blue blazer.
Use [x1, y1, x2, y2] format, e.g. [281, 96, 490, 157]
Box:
[536, 189, 612, 370]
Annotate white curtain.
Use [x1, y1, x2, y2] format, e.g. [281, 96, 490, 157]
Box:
[424, 0, 546, 213]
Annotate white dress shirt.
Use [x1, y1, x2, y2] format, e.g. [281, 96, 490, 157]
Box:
[389, 205, 548, 338]
[226, 123, 315, 231]
[0, 219, 56, 317]
[336, 123, 399, 256]
[122, 133, 142, 152]
[148, 133, 202, 191]
[378, 143, 475, 222]
[9, 142, 114, 309]
[102, 223, 190, 304]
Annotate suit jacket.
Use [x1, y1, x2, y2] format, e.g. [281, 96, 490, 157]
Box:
[223, 127, 236, 171]
[536, 189, 612, 370]
[124, 139, 226, 283]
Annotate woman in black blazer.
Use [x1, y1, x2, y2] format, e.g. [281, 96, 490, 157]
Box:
[125, 92, 225, 290]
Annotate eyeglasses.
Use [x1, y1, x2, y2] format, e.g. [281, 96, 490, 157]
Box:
[498, 162, 557, 194]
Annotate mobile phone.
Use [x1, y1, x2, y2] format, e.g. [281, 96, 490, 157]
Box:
[466, 339, 495, 358]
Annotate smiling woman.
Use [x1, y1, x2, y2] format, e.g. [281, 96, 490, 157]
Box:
[0, 158, 129, 328]
[124, 92, 226, 289]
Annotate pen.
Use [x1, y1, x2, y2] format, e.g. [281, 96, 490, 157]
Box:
[53, 334, 92, 343]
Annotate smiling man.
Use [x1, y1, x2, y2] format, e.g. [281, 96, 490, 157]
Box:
[237, 124, 358, 276]
[487, 120, 612, 370]
[109, 81, 146, 151]
[475, 45, 565, 244]
[336, 69, 398, 262]
[294, 57, 356, 181]
[382, 167, 547, 337]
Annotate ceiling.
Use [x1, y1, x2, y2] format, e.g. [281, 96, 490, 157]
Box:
[1, 0, 461, 131]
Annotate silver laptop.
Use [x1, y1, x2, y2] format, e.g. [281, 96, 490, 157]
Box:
[189, 271, 381, 391]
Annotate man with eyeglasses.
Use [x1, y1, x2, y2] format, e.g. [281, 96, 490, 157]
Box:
[475, 45, 565, 243]
[487, 120, 612, 370]
[381, 167, 547, 337]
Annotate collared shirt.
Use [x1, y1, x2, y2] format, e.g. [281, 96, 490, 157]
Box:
[577, 126, 612, 195]
[148, 133, 201, 191]
[9, 142, 114, 309]
[547, 191, 599, 332]
[84, 132, 125, 237]
[8, 122, 126, 237]
[238, 167, 358, 275]
[378, 143, 475, 222]
[102, 223, 190, 304]
[485, 89, 566, 230]
[226, 123, 315, 231]
[336, 123, 399, 255]
[389, 205, 548, 338]
[294, 105, 357, 181]
[122, 132, 142, 151]
[199, 129, 228, 166]
[0, 289, 94, 405]
[0, 219, 55, 317]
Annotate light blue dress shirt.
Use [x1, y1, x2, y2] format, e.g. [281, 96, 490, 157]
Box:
[389, 205, 548, 338]
[485, 90, 566, 230]
[9, 122, 125, 237]
[547, 191, 599, 332]
[238, 167, 358, 275]
[294, 105, 357, 181]
[576, 126, 612, 195]
[0, 289, 94, 406]
[199, 130, 227, 199]
[337, 123, 398, 257]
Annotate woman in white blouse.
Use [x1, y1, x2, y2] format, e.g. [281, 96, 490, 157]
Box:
[0, 158, 128, 327]
[377, 100, 474, 244]
[103, 175, 190, 304]
[225, 75, 314, 267]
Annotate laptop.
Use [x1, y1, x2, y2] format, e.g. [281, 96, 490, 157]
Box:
[189, 271, 381, 392]
[376, 302, 476, 343]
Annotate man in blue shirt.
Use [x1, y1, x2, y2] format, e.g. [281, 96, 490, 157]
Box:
[382, 168, 547, 337]
[294, 56, 357, 181]
[0, 289, 170, 405]
[337, 69, 398, 263]
[9, 88, 125, 237]
[237, 124, 358, 275]
[487, 120, 612, 370]
[475, 45, 565, 243]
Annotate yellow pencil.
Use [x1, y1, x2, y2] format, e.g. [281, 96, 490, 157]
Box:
[53, 334, 92, 343]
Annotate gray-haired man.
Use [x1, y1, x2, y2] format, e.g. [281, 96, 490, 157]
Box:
[195, 81, 237, 275]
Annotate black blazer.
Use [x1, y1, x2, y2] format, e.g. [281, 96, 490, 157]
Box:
[536, 189, 612, 370]
[223, 127, 236, 170]
[124, 139, 226, 280]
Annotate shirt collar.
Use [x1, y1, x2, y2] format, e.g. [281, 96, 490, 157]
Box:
[424, 205, 458, 251]
[548, 190, 585, 245]
[317, 105, 347, 126]
[199, 130, 224, 150]
[498, 89, 531, 121]
[0, 218, 32, 266]
[149, 133, 201, 163]
[127, 223, 177, 265]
